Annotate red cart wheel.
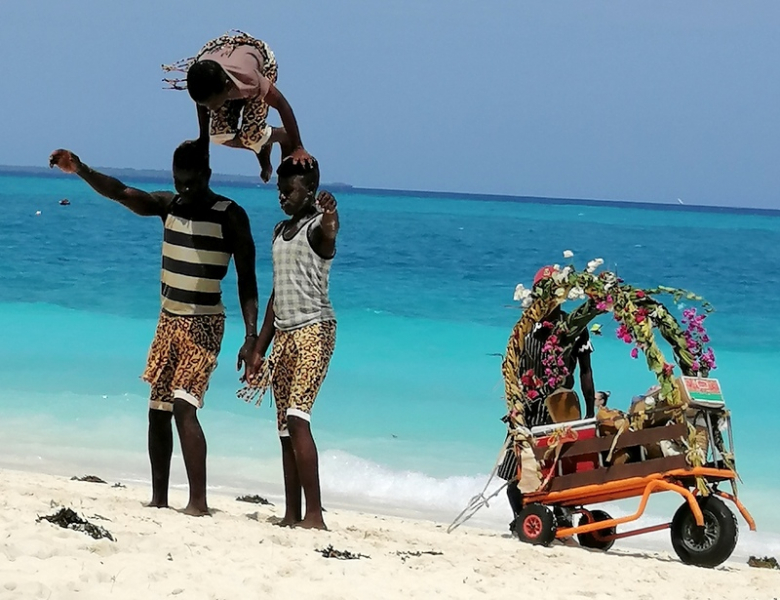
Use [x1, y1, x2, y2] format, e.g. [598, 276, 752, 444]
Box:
[512, 503, 556, 546]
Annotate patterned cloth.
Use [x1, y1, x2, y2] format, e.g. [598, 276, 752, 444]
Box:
[518, 316, 593, 428]
[271, 321, 336, 435]
[272, 215, 336, 331]
[162, 31, 278, 152]
[142, 311, 225, 411]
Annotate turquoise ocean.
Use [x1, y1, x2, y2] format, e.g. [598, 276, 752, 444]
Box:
[1, 172, 778, 558]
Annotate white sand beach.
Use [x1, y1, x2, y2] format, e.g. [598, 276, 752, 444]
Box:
[0, 467, 777, 600]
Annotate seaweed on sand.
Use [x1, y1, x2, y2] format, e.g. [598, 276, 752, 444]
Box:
[37, 508, 115, 541]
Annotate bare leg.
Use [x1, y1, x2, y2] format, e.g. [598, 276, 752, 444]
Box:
[278, 436, 302, 526]
[506, 480, 524, 518]
[172, 399, 209, 516]
[147, 409, 173, 508]
[287, 417, 326, 530]
[256, 146, 273, 183]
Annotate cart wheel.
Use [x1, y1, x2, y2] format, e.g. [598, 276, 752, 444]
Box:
[512, 504, 556, 546]
[670, 496, 738, 568]
[577, 510, 616, 551]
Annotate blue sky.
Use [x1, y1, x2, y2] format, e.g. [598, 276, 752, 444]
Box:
[1, 1, 778, 208]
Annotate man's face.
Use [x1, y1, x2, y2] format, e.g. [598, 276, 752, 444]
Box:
[278, 175, 313, 216]
[173, 165, 210, 202]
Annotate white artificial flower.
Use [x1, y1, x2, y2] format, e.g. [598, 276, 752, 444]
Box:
[563, 250, 574, 258]
[568, 286, 585, 301]
[521, 297, 533, 309]
[561, 266, 573, 278]
[594, 258, 604, 266]
[513, 284, 527, 302]
[553, 264, 561, 271]
[586, 262, 597, 274]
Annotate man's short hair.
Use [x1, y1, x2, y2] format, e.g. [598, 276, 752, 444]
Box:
[276, 157, 320, 191]
[173, 140, 210, 173]
[186, 60, 228, 103]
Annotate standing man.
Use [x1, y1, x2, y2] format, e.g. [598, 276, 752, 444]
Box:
[499, 265, 597, 525]
[163, 31, 313, 182]
[49, 141, 259, 516]
[246, 158, 337, 530]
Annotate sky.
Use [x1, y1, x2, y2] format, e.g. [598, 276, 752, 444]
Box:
[1, 1, 778, 208]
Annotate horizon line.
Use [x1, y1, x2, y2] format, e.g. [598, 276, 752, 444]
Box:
[2, 163, 778, 217]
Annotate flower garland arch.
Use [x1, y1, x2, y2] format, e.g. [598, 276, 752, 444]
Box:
[501, 256, 717, 490]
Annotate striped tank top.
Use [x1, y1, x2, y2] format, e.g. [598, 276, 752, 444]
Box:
[272, 214, 336, 331]
[160, 198, 233, 316]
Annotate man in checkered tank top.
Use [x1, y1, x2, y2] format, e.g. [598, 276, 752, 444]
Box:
[247, 157, 338, 530]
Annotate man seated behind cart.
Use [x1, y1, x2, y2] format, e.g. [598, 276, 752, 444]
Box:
[499, 265, 598, 522]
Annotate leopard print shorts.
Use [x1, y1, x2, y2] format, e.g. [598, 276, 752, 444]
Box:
[270, 321, 336, 436]
[142, 311, 225, 411]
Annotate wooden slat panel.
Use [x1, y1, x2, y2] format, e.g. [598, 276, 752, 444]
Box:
[532, 423, 688, 460]
[547, 455, 689, 492]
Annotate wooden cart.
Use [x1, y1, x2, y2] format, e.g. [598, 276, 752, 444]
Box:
[511, 401, 755, 568]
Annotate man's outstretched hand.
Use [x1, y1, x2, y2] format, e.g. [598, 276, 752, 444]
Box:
[49, 149, 82, 174]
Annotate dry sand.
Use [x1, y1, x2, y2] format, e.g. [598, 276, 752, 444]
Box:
[0, 468, 777, 600]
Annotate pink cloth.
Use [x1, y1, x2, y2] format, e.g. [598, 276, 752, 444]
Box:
[199, 45, 272, 101]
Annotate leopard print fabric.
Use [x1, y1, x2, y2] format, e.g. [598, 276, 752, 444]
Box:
[142, 311, 225, 411]
[271, 320, 336, 434]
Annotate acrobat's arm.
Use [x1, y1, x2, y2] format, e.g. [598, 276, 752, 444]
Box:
[49, 149, 173, 217]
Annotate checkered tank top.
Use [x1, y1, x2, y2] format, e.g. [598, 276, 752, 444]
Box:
[272, 214, 335, 331]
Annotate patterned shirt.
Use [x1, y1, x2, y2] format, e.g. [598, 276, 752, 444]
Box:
[160, 198, 233, 316]
[272, 215, 336, 331]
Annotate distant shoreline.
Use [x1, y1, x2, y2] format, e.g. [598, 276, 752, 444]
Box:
[2, 164, 778, 217]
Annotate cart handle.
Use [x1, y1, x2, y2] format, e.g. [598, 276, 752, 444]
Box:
[556, 479, 703, 538]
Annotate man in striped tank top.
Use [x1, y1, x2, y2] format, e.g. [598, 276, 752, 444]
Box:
[49, 141, 259, 516]
[247, 158, 337, 530]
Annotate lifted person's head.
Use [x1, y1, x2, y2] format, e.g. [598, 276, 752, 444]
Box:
[172, 141, 211, 203]
[187, 60, 232, 111]
[276, 158, 320, 216]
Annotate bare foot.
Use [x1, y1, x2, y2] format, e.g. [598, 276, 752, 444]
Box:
[181, 504, 211, 517]
[145, 499, 169, 509]
[275, 516, 299, 527]
[295, 516, 328, 530]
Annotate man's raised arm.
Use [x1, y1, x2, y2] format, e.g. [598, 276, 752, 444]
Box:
[49, 149, 173, 217]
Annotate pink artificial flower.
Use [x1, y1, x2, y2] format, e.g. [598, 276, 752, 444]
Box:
[527, 390, 539, 400]
[636, 290, 646, 298]
[630, 347, 639, 359]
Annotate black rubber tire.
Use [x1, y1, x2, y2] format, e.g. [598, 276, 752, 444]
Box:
[577, 509, 616, 551]
[671, 496, 738, 568]
[512, 503, 557, 546]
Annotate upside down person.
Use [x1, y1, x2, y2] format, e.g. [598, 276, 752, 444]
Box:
[163, 31, 314, 182]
